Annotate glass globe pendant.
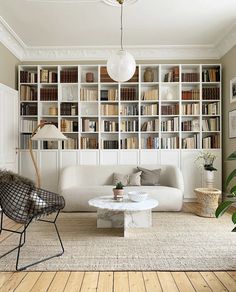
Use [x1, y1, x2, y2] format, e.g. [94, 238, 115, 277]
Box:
[106, 0, 136, 82]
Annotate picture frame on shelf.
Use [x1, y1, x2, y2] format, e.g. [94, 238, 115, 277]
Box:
[230, 77, 236, 103]
[229, 109, 236, 138]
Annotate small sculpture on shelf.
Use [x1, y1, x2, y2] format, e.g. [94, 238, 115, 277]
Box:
[86, 72, 94, 83]
[113, 182, 124, 201]
[143, 67, 154, 82]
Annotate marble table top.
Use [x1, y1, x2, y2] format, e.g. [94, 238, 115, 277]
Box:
[88, 195, 159, 212]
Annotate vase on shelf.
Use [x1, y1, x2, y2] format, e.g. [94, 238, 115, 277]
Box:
[205, 170, 215, 188]
[143, 67, 154, 82]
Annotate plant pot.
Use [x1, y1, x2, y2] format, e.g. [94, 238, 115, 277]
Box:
[113, 188, 124, 201]
[205, 170, 215, 188]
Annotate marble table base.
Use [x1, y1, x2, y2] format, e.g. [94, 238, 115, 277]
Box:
[97, 209, 152, 237]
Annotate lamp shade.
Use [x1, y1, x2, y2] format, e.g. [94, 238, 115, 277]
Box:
[107, 50, 136, 82]
[31, 124, 67, 141]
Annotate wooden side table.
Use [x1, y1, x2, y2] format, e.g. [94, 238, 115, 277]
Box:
[194, 188, 221, 218]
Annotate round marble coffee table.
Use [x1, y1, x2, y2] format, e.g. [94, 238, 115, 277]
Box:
[88, 195, 158, 237]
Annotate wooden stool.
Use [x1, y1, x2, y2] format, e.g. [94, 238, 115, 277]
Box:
[194, 188, 221, 217]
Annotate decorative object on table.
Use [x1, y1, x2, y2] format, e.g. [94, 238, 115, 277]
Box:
[106, 0, 136, 82]
[230, 77, 236, 103]
[0, 169, 65, 271]
[216, 151, 236, 232]
[194, 188, 221, 218]
[229, 109, 236, 138]
[113, 182, 124, 201]
[128, 191, 148, 202]
[30, 122, 67, 188]
[143, 67, 154, 82]
[195, 151, 217, 188]
[86, 72, 94, 83]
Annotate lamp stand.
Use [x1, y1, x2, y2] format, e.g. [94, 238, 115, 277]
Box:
[29, 124, 42, 188]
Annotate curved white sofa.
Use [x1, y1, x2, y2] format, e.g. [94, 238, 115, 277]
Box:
[59, 165, 184, 212]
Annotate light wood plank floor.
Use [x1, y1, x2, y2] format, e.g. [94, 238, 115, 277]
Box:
[0, 203, 235, 292]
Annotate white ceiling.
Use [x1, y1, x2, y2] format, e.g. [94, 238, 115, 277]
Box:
[0, 0, 236, 60]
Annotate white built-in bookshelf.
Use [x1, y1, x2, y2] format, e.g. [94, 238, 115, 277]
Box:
[18, 64, 222, 199]
[19, 64, 221, 151]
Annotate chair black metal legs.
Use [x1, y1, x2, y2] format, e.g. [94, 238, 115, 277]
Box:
[0, 210, 64, 271]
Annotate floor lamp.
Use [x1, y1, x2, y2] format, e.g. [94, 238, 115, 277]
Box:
[29, 123, 67, 188]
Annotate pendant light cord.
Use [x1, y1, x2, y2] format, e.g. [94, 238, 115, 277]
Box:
[120, 3, 123, 50]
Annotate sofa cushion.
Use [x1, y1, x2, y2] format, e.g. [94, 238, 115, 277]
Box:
[113, 171, 142, 186]
[137, 167, 161, 186]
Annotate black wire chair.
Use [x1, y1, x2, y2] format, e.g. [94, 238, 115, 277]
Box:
[0, 173, 65, 271]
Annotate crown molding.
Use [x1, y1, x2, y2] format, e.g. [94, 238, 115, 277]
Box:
[215, 23, 236, 58]
[0, 17, 26, 60]
[0, 15, 236, 61]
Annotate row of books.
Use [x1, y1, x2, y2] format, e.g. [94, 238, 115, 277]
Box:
[61, 119, 78, 132]
[60, 69, 78, 83]
[142, 89, 159, 100]
[62, 137, 78, 149]
[20, 134, 37, 149]
[20, 85, 37, 101]
[163, 67, 179, 82]
[120, 88, 137, 101]
[81, 137, 98, 149]
[102, 140, 119, 149]
[202, 87, 220, 100]
[40, 88, 58, 101]
[202, 102, 220, 115]
[120, 137, 138, 149]
[182, 134, 199, 149]
[101, 121, 118, 132]
[100, 104, 118, 116]
[20, 119, 37, 132]
[20, 103, 37, 116]
[202, 68, 220, 82]
[61, 103, 78, 116]
[202, 117, 220, 131]
[181, 119, 200, 132]
[80, 88, 98, 101]
[100, 89, 118, 101]
[141, 137, 159, 149]
[20, 71, 37, 83]
[100, 67, 139, 83]
[82, 119, 98, 132]
[161, 117, 179, 132]
[141, 119, 159, 132]
[120, 120, 138, 132]
[182, 89, 200, 100]
[140, 104, 158, 116]
[120, 104, 139, 116]
[202, 134, 220, 148]
[181, 103, 200, 115]
[161, 136, 179, 149]
[161, 104, 179, 115]
[40, 70, 58, 83]
[181, 73, 199, 82]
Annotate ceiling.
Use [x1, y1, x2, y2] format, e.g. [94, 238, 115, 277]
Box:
[0, 0, 236, 60]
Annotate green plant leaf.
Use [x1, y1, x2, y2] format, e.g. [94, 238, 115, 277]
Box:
[232, 212, 236, 224]
[230, 185, 236, 194]
[226, 169, 236, 188]
[215, 200, 234, 218]
[227, 151, 236, 160]
[232, 226, 236, 232]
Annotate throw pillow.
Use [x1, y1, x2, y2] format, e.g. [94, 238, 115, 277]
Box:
[113, 171, 142, 186]
[129, 171, 142, 186]
[113, 173, 129, 186]
[137, 167, 161, 186]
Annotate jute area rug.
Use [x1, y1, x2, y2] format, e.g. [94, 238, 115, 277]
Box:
[0, 212, 236, 271]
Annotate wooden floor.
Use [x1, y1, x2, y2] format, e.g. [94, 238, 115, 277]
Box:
[0, 203, 235, 292]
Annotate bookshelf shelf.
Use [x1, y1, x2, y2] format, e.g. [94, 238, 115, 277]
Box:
[18, 63, 221, 151]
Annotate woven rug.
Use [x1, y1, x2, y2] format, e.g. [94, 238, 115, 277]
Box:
[0, 212, 236, 271]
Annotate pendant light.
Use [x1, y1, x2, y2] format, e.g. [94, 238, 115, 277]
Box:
[107, 0, 136, 82]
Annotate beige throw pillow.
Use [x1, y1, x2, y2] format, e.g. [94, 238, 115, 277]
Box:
[137, 167, 161, 186]
[113, 171, 142, 186]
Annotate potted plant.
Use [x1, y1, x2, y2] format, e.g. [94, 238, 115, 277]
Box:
[195, 151, 217, 188]
[215, 151, 236, 232]
[113, 182, 124, 201]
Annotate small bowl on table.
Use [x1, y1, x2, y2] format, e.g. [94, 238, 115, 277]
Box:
[128, 191, 148, 202]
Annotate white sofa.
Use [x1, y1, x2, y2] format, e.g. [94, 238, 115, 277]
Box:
[59, 165, 184, 212]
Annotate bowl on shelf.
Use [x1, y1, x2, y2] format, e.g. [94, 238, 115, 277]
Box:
[128, 191, 148, 202]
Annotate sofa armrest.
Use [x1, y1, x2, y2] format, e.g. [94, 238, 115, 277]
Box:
[59, 166, 79, 192]
[165, 165, 184, 193]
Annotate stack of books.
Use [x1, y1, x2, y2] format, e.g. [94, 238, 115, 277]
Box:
[101, 120, 118, 132]
[164, 67, 179, 82]
[202, 134, 220, 148]
[182, 89, 200, 100]
[20, 85, 37, 101]
[82, 119, 98, 132]
[202, 68, 220, 82]
[101, 104, 118, 116]
[202, 117, 220, 131]
[182, 134, 199, 149]
[60, 69, 78, 83]
[120, 88, 137, 101]
[141, 119, 159, 131]
[102, 140, 119, 149]
[161, 117, 179, 132]
[81, 137, 98, 149]
[80, 88, 98, 101]
[60, 103, 78, 116]
[61, 119, 78, 132]
[140, 104, 158, 115]
[142, 89, 159, 100]
[182, 103, 200, 115]
[40, 70, 58, 83]
[161, 136, 179, 149]
[181, 119, 200, 131]
[100, 89, 118, 101]
[20, 71, 37, 83]
[62, 137, 78, 149]
[202, 102, 220, 115]
[161, 104, 179, 115]
[120, 136, 138, 149]
[182, 72, 199, 82]
[20, 103, 37, 116]
[120, 120, 138, 132]
[202, 87, 220, 100]
[40, 88, 58, 101]
[120, 104, 138, 116]
[142, 136, 159, 149]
